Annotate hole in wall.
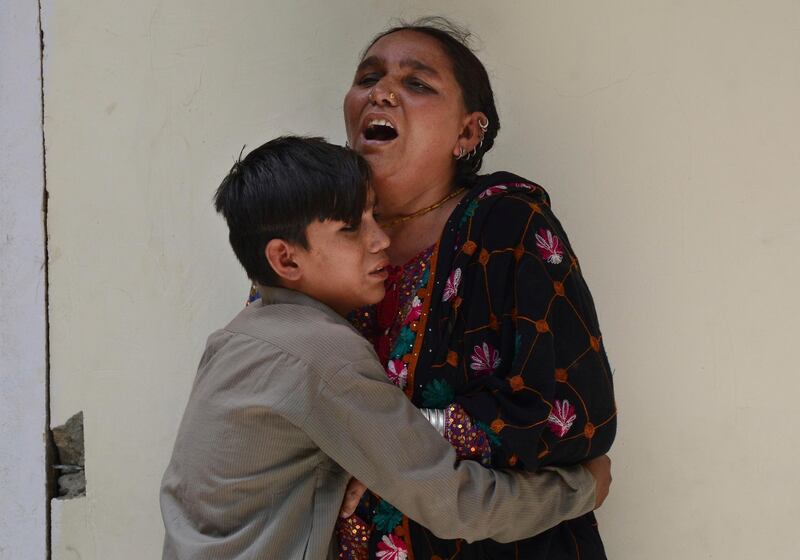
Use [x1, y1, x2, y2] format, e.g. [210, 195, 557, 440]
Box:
[50, 411, 85, 499]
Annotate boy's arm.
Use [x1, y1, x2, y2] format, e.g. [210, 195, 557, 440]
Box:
[300, 357, 599, 543]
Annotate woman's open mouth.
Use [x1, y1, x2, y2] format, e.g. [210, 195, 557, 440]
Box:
[363, 118, 398, 142]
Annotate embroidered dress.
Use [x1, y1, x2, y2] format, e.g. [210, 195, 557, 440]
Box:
[344, 173, 616, 560]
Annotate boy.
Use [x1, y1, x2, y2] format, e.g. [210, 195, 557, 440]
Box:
[160, 137, 609, 559]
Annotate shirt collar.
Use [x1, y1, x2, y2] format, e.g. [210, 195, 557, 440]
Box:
[254, 284, 356, 331]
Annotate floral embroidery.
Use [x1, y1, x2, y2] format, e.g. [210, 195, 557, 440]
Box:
[386, 359, 408, 389]
[403, 296, 422, 325]
[506, 182, 536, 191]
[475, 420, 503, 447]
[547, 399, 577, 437]
[389, 327, 416, 360]
[535, 228, 564, 265]
[458, 199, 479, 227]
[442, 268, 462, 302]
[337, 514, 369, 560]
[470, 342, 501, 375]
[422, 379, 455, 408]
[374, 500, 403, 533]
[376, 534, 407, 560]
[477, 185, 508, 199]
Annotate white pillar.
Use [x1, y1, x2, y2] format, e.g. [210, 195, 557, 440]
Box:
[0, 1, 48, 558]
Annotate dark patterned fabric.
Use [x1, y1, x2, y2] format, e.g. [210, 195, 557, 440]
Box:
[353, 172, 617, 559]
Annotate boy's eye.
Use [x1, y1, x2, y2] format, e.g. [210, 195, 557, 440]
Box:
[340, 223, 360, 233]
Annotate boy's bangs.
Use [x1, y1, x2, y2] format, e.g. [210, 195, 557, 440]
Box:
[315, 157, 370, 227]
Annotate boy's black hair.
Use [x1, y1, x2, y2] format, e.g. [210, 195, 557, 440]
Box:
[214, 136, 370, 287]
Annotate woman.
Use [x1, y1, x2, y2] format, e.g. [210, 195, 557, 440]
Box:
[336, 18, 617, 560]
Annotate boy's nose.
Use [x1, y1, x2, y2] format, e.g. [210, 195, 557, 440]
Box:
[371, 223, 391, 252]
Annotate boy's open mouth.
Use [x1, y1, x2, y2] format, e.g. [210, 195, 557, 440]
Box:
[363, 119, 398, 142]
[369, 262, 390, 277]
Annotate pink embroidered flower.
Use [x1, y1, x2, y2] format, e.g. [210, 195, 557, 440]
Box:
[403, 296, 422, 325]
[506, 182, 536, 191]
[470, 342, 501, 375]
[535, 228, 564, 265]
[376, 534, 408, 560]
[547, 399, 577, 437]
[386, 359, 408, 389]
[442, 268, 462, 302]
[477, 185, 508, 199]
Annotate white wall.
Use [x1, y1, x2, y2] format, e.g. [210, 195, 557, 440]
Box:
[0, 1, 48, 559]
[43, 1, 800, 558]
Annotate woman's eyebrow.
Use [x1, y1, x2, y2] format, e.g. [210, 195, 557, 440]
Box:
[356, 56, 382, 73]
[398, 58, 440, 77]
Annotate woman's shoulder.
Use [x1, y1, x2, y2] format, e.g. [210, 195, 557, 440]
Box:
[462, 171, 555, 231]
[469, 171, 551, 205]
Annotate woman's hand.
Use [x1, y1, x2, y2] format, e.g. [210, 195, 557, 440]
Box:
[582, 455, 612, 509]
[339, 477, 367, 518]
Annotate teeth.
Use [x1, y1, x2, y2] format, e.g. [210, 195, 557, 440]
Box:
[367, 119, 394, 129]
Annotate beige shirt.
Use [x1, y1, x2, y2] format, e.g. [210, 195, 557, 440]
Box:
[160, 287, 596, 559]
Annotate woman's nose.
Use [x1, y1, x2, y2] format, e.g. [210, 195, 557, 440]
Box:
[369, 84, 399, 107]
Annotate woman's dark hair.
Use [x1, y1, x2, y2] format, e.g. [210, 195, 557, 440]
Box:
[214, 136, 370, 287]
[363, 16, 500, 187]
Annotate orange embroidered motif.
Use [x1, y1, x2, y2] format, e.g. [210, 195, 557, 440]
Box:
[535, 320, 549, 333]
[509, 375, 525, 391]
[553, 281, 565, 296]
[489, 313, 499, 331]
[584, 423, 596, 439]
[554, 368, 568, 383]
[462, 240, 477, 255]
[508, 454, 518, 466]
[446, 351, 459, 367]
[490, 419, 505, 433]
[590, 336, 600, 352]
[529, 202, 541, 213]
[453, 296, 463, 309]
[513, 244, 525, 261]
[478, 249, 490, 265]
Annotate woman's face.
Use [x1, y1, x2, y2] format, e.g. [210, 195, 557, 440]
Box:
[344, 30, 469, 190]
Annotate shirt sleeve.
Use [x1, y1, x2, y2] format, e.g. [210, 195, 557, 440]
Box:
[300, 357, 596, 543]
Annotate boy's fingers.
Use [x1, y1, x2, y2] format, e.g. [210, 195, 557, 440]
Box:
[339, 478, 368, 518]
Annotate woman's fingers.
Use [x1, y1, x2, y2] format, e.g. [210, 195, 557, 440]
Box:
[339, 477, 368, 518]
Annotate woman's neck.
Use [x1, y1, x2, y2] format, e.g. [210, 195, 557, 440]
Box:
[373, 168, 457, 220]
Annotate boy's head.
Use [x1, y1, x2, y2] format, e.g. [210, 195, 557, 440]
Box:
[214, 136, 390, 315]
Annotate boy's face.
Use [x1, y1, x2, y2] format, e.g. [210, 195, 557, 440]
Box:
[293, 195, 390, 316]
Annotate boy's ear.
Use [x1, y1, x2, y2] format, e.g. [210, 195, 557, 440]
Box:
[265, 239, 302, 283]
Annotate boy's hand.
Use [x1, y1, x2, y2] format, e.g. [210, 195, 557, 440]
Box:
[339, 477, 367, 518]
[582, 455, 612, 509]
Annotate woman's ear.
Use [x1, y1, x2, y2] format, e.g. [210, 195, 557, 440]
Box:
[265, 239, 302, 283]
[455, 111, 488, 154]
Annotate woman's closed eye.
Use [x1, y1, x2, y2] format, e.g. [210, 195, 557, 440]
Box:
[356, 72, 381, 86]
[406, 78, 435, 93]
